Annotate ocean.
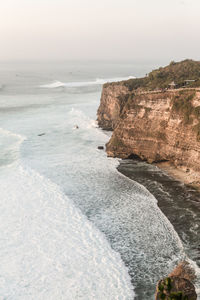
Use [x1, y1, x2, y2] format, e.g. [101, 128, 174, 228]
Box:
[0, 61, 199, 300]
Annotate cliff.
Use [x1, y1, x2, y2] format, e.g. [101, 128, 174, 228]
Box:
[97, 60, 200, 185]
[97, 83, 130, 130]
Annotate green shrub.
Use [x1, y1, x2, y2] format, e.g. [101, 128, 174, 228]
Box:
[116, 59, 200, 91]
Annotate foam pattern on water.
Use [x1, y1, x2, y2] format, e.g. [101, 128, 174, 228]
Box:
[0, 128, 25, 167]
[0, 163, 134, 300]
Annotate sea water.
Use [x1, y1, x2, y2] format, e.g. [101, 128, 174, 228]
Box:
[0, 61, 198, 299]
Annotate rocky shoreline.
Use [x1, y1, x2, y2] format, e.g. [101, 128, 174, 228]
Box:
[155, 161, 200, 191]
[117, 159, 200, 267]
[118, 159, 200, 299]
[116, 148, 200, 299]
[156, 261, 197, 299]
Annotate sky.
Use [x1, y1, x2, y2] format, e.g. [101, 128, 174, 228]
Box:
[1, 0, 200, 62]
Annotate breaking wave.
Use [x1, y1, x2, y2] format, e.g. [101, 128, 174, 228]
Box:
[39, 76, 135, 89]
[0, 126, 135, 299]
[0, 128, 26, 167]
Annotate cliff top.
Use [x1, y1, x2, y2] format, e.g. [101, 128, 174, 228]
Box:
[106, 59, 200, 91]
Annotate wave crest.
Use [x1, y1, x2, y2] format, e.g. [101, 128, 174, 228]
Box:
[39, 76, 135, 89]
[0, 128, 26, 167]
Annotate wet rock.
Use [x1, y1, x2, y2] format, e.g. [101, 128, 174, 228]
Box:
[155, 262, 197, 300]
[156, 276, 197, 299]
[38, 133, 45, 136]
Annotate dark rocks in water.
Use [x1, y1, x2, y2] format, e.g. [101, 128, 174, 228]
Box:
[38, 133, 45, 136]
[155, 261, 197, 300]
[97, 146, 104, 150]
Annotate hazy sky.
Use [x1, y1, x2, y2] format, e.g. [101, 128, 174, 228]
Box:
[1, 0, 200, 62]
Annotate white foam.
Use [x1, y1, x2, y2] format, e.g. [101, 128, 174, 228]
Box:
[39, 76, 135, 89]
[39, 81, 66, 88]
[68, 108, 99, 129]
[187, 259, 200, 298]
[0, 128, 26, 167]
[0, 127, 26, 143]
[0, 163, 135, 300]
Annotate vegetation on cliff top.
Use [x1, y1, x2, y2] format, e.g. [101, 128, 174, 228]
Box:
[104, 59, 200, 142]
[146, 59, 200, 90]
[106, 59, 200, 91]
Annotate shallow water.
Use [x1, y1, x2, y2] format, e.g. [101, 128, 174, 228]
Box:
[0, 61, 197, 299]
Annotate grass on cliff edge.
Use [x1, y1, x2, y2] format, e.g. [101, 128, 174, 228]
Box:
[105, 59, 200, 142]
[105, 59, 200, 91]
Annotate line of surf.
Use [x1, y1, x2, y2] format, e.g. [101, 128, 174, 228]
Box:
[0, 127, 26, 143]
[39, 76, 135, 89]
[0, 127, 26, 167]
[0, 162, 134, 299]
[116, 159, 200, 298]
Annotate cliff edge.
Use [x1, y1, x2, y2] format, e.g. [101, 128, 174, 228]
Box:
[97, 60, 200, 186]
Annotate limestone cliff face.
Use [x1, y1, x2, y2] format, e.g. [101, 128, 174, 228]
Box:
[97, 83, 200, 179]
[97, 83, 130, 130]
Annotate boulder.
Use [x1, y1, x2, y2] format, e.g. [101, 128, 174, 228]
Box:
[156, 276, 197, 299]
[155, 261, 197, 300]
